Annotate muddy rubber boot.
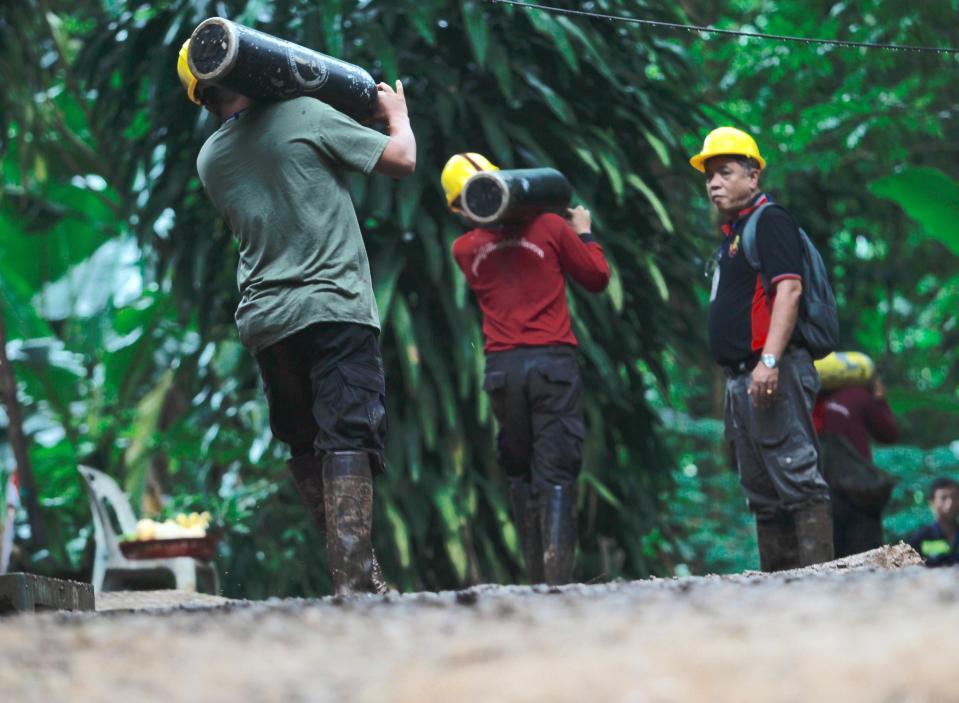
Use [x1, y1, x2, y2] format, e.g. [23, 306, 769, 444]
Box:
[323, 451, 378, 595]
[755, 513, 800, 572]
[794, 502, 836, 567]
[288, 455, 326, 533]
[539, 484, 577, 586]
[290, 453, 387, 593]
[509, 482, 545, 583]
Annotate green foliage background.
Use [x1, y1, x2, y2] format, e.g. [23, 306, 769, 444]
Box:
[0, 0, 957, 593]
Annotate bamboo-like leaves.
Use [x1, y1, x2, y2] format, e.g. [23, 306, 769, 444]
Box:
[461, 0, 490, 68]
[0, 0, 706, 593]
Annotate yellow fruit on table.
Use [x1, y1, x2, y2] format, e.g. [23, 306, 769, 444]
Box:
[134, 518, 157, 541]
[130, 513, 211, 541]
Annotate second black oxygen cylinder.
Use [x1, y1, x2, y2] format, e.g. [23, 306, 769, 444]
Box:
[461, 168, 572, 225]
[187, 17, 378, 122]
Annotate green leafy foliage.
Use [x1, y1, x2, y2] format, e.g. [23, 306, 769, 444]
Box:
[0, 0, 706, 593]
[870, 167, 959, 257]
[3, 0, 956, 591]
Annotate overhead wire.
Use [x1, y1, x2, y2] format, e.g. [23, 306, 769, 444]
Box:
[487, 0, 959, 55]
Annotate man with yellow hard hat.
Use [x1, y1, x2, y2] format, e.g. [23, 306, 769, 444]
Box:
[691, 126, 834, 571]
[443, 153, 610, 586]
[178, 39, 417, 595]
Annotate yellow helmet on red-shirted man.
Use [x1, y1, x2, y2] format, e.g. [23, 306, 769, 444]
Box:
[689, 127, 766, 173]
[177, 39, 202, 105]
[441, 153, 499, 211]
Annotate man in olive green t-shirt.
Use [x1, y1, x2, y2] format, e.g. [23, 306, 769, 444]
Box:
[185, 59, 415, 594]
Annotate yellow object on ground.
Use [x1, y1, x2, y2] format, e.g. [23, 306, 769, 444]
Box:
[441, 153, 498, 210]
[689, 126, 766, 173]
[815, 351, 876, 391]
[177, 39, 202, 105]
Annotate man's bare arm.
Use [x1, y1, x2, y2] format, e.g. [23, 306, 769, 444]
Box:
[372, 81, 416, 178]
[749, 278, 802, 406]
[763, 279, 802, 360]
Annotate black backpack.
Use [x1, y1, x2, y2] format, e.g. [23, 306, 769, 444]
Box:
[741, 203, 839, 360]
[819, 433, 897, 515]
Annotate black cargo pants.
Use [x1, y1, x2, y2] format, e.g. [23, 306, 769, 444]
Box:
[255, 322, 388, 473]
[724, 347, 830, 519]
[483, 345, 584, 490]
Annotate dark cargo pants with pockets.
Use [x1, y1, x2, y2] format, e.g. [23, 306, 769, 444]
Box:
[255, 322, 388, 473]
[483, 345, 584, 491]
[724, 348, 829, 519]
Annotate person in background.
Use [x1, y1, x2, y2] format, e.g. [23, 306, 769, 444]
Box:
[816, 375, 899, 557]
[907, 477, 959, 567]
[690, 126, 833, 572]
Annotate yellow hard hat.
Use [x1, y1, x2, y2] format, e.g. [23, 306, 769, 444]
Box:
[441, 153, 499, 210]
[814, 351, 876, 392]
[689, 127, 766, 173]
[177, 39, 201, 105]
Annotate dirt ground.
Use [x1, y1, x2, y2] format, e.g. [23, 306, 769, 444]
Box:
[2, 544, 957, 703]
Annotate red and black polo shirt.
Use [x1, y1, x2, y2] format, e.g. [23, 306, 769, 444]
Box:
[708, 194, 804, 368]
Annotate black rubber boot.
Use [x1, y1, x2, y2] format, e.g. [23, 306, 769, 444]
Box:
[794, 501, 836, 567]
[291, 454, 387, 593]
[288, 454, 326, 533]
[755, 513, 800, 572]
[323, 451, 378, 595]
[509, 481, 545, 584]
[539, 484, 577, 586]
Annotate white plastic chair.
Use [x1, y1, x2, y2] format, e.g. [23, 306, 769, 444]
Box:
[78, 465, 218, 594]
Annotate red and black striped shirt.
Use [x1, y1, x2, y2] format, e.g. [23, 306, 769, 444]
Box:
[708, 195, 804, 368]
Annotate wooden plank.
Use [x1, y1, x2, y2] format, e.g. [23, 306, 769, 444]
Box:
[0, 573, 95, 614]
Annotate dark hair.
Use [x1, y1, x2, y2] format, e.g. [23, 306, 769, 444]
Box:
[199, 85, 241, 119]
[929, 477, 959, 500]
[703, 155, 762, 177]
[734, 156, 761, 175]
[199, 85, 222, 108]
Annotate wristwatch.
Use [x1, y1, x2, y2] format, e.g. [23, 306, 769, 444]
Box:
[760, 353, 778, 369]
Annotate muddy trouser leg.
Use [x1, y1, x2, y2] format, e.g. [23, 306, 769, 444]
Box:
[256, 332, 325, 529]
[725, 374, 798, 571]
[303, 322, 389, 594]
[484, 350, 540, 582]
[529, 348, 583, 586]
[726, 349, 832, 570]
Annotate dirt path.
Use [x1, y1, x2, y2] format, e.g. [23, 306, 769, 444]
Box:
[2, 545, 956, 703]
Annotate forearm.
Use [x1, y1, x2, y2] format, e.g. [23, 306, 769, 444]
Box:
[378, 117, 416, 178]
[390, 114, 416, 161]
[763, 284, 801, 359]
[569, 243, 611, 292]
[558, 216, 610, 292]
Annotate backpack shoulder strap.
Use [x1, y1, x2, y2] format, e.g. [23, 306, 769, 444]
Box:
[740, 201, 777, 271]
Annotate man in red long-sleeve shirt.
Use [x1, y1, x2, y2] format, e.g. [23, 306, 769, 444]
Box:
[443, 153, 611, 585]
[816, 376, 900, 557]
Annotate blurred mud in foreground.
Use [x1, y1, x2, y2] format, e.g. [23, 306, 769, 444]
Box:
[3, 544, 955, 703]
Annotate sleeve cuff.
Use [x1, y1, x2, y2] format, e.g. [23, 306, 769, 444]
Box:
[362, 133, 391, 175]
[579, 232, 597, 244]
[770, 273, 801, 284]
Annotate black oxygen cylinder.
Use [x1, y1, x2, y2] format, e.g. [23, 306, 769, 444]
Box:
[187, 17, 378, 122]
[461, 168, 573, 225]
